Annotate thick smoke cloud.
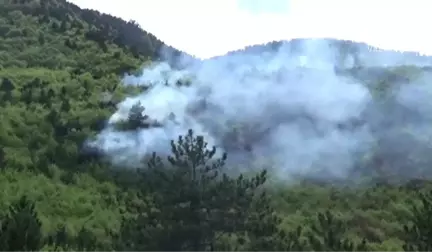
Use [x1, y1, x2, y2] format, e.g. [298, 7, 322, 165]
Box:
[87, 39, 432, 183]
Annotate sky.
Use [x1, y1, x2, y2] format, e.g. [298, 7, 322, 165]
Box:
[68, 0, 432, 59]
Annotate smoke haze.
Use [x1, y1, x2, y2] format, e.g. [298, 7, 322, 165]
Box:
[88, 39, 432, 183]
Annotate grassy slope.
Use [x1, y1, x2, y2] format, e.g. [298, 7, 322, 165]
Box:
[0, 0, 430, 250]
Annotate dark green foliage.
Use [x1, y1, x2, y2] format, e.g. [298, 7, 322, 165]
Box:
[115, 102, 162, 131]
[117, 130, 281, 250]
[403, 190, 432, 251]
[0, 196, 101, 251]
[0, 196, 43, 251]
[307, 210, 368, 251]
[244, 190, 307, 251]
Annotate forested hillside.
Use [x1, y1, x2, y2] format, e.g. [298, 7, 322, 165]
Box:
[0, 0, 173, 249]
[1, 0, 432, 251]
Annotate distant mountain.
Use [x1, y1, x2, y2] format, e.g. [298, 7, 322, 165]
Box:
[200, 38, 432, 91]
[215, 38, 432, 69]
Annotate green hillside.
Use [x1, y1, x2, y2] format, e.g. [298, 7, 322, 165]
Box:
[0, 0, 165, 248]
[1, 0, 432, 251]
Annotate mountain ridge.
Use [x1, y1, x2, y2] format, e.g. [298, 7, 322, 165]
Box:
[2, 0, 191, 60]
[213, 38, 432, 68]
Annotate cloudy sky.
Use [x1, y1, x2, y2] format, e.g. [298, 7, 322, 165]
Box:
[68, 0, 431, 58]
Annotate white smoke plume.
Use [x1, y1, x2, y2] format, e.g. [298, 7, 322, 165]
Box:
[87, 39, 432, 183]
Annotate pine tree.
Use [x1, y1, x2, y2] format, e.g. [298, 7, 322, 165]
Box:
[403, 190, 432, 251]
[0, 78, 14, 103]
[0, 196, 44, 251]
[116, 102, 162, 131]
[116, 129, 283, 250]
[307, 210, 368, 251]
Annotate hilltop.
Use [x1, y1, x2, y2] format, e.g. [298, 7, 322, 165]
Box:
[222, 38, 432, 80]
[224, 38, 432, 63]
[1, 0, 432, 251]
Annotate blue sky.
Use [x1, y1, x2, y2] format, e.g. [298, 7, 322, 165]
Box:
[68, 0, 431, 59]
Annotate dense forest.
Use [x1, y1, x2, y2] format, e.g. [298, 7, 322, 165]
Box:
[1, 0, 432, 250]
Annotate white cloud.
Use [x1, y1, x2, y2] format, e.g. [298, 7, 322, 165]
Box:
[68, 0, 432, 58]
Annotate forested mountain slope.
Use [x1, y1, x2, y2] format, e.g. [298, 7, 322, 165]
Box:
[1, 0, 432, 251]
[0, 0, 181, 249]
